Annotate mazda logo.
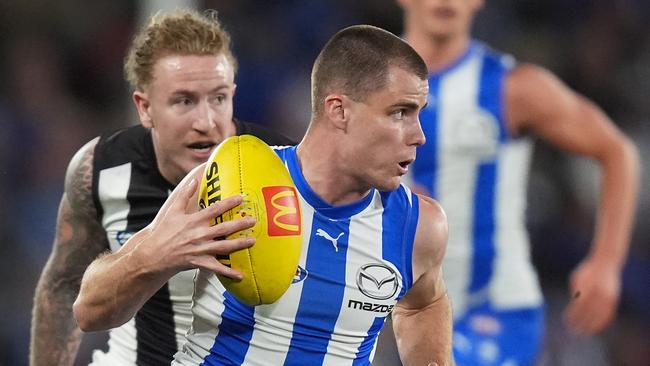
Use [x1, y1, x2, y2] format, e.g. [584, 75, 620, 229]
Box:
[356, 263, 400, 300]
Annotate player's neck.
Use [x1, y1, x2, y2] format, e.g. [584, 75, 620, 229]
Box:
[405, 30, 471, 74]
[296, 129, 372, 207]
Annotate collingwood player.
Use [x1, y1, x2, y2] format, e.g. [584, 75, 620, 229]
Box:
[30, 9, 292, 366]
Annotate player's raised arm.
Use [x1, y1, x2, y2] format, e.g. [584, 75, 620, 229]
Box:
[392, 195, 451, 366]
[72, 164, 255, 331]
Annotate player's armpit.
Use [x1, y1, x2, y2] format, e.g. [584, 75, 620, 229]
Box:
[30, 137, 109, 366]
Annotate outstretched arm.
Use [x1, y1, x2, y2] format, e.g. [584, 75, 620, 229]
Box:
[30, 138, 109, 366]
[73, 164, 256, 331]
[393, 196, 451, 366]
[506, 64, 640, 334]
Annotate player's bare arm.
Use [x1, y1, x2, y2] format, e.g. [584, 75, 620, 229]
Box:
[393, 195, 452, 366]
[73, 164, 256, 331]
[505, 64, 640, 334]
[30, 138, 109, 366]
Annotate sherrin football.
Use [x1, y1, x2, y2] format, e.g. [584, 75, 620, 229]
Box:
[198, 135, 302, 306]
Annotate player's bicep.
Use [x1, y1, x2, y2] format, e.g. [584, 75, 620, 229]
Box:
[47, 138, 109, 286]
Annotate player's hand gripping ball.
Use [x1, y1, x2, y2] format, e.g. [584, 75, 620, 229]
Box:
[199, 135, 302, 306]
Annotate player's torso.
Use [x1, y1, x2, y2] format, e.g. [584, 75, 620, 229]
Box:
[91, 124, 293, 366]
[177, 146, 420, 366]
[410, 42, 542, 316]
[91, 125, 194, 365]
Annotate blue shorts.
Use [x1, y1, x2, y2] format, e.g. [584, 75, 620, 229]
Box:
[453, 304, 545, 366]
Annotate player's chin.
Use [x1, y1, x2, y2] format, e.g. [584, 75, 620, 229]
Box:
[374, 177, 402, 192]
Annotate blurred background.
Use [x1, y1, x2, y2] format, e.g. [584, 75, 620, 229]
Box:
[0, 0, 648, 365]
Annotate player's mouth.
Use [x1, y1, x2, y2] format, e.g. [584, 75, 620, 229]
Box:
[188, 142, 217, 158]
[398, 159, 414, 174]
[432, 6, 457, 19]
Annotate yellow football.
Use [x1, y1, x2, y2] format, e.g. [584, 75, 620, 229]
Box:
[198, 135, 302, 306]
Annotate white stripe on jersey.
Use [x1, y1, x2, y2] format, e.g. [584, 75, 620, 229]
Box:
[240, 200, 316, 365]
[491, 139, 542, 308]
[322, 191, 386, 365]
[98, 162, 131, 251]
[90, 319, 137, 365]
[437, 54, 482, 316]
[174, 270, 226, 365]
[169, 270, 199, 348]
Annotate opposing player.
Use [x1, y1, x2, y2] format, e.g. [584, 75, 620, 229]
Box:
[395, 0, 640, 365]
[30, 9, 292, 366]
[168, 24, 452, 365]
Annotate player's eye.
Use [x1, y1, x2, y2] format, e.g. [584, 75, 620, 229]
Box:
[175, 97, 192, 106]
[212, 94, 226, 104]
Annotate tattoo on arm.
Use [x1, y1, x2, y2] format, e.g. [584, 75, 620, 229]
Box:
[30, 138, 109, 366]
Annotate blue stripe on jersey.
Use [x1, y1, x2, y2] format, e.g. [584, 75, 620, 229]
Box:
[467, 50, 507, 293]
[412, 76, 440, 198]
[379, 188, 418, 297]
[202, 292, 255, 365]
[353, 316, 385, 365]
[479, 50, 508, 142]
[284, 216, 351, 365]
[468, 163, 497, 293]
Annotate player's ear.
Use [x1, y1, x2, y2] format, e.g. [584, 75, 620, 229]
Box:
[133, 90, 153, 128]
[324, 93, 348, 130]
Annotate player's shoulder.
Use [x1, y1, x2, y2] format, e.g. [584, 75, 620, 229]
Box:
[235, 119, 296, 146]
[472, 40, 516, 69]
[414, 194, 447, 253]
[94, 124, 153, 168]
[66, 137, 100, 185]
[505, 63, 570, 117]
[507, 63, 556, 86]
[416, 194, 447, 229]
[63, 136, 101, 213]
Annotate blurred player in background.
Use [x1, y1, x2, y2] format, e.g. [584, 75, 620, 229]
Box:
[30, 8, 292, 366]
[390, 0, 640, 365]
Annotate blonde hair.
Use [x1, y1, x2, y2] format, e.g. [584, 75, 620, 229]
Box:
[124, 9, 237, 91]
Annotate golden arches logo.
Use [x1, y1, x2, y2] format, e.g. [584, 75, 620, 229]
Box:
[262, 186, 301, 237]
[270, 190, 299, 232]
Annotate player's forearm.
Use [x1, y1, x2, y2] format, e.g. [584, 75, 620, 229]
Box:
[591, 137, 639, 269]
[30, 266, 83, 366]
[393, 293, 453, 366]
[73, 238, 171, 330]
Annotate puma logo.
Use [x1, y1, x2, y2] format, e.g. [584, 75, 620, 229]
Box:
[316, 228, 344, 252]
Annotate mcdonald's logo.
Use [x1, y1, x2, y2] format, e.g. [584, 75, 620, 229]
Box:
[262, 186, 301, 236]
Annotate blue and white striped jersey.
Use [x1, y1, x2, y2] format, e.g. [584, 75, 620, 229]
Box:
[409, 41, 543, 317]
[174, 146, 420, 366]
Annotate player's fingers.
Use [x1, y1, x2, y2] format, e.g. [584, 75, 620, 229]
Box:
[199, 237, 255, 256]
[581, 299, 615, 334]
[565, 293, 602, 335]
[194, 257, 243, 280]
[197, 195, 244, 221]
[200, 215, 255, 239]
[564, 293, 588, 334]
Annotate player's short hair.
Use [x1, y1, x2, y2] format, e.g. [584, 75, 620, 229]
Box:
[124, 9, 237, 91]
[311, 24, 428, 116]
